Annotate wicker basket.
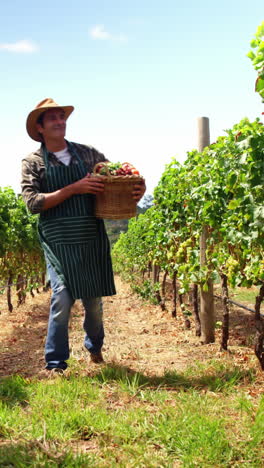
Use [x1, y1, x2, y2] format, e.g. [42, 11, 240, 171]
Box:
[93, 162, 143, 219]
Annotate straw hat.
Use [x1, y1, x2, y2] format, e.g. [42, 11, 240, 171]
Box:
[26, 98, 74, 141]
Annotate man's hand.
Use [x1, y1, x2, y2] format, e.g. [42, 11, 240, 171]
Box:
[132, 179, 146, 202]
[42, 173, 105, 211]
[72, 173, 105, 194]
[42, 173, 145, 211]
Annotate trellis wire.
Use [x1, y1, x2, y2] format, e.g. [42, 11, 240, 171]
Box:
[214, 294, 264, 317]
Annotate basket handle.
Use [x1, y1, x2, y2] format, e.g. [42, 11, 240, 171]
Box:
[93, 162, 110, 176]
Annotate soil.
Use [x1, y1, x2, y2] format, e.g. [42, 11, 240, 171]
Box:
[0, 276, 263, 389]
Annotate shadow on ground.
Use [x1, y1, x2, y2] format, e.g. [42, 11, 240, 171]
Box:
[90, 362, 256, 392]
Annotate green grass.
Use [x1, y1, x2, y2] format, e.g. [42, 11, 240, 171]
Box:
[230, 286, 260, 305]
[214, 285, 261, 307]
[0, 360, 263, 467]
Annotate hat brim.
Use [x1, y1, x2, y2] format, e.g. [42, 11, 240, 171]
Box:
[26, 105, 74, 142]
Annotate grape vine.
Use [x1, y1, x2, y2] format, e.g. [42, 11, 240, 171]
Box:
[0, 187, 45, 311]
[248, 21, 264, 101]
[112, 118, 264, 367]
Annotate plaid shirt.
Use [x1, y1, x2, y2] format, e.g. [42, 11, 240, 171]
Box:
[21, 140, 107, 214]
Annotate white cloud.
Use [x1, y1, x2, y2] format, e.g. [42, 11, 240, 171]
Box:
[90, 25, 111, 40]
[89, 25, 127, 42]
[0, 40, 38, 53]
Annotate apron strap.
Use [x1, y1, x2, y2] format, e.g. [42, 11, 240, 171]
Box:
[42, 141, 86, 172]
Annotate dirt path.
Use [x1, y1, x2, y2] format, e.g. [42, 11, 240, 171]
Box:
[0, 275, 262, 380]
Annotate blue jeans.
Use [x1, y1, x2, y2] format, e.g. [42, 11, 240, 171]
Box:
[45, 262, 104, 370]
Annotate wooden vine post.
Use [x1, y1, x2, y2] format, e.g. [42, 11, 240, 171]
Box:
[254, 283, 264, 370]
[198, 117, 215, 343]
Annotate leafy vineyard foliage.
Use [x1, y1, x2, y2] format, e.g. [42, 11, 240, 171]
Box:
[0, 187, 45, 295]
[112, 118, 264, 294]
[248, 21, 264, 101]
[0, 189, 153, 300]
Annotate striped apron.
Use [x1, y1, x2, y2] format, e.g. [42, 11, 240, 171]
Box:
[38, 143, 116, 299]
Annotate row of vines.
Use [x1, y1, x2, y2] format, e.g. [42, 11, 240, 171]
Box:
[112, 117, 264, 368]
[0, 23, 263, 366]
[0, 188, 45, 312]
[112, 23, 264, 369]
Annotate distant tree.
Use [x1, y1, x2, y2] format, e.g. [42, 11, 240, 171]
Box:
[138, 194, 154, 214]
[105, 195, 154, 246]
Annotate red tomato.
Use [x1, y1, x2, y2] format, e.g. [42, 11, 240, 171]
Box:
[122, 163, 133, 169]
[95, 163, 105, 173]
[116, 168, 125, 175]
[119, 162, 140, 176]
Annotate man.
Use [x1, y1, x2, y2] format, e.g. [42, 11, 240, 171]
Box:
[21, 98, 145, 373]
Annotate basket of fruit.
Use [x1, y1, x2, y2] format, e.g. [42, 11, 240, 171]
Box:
[93, 161, 144, 219]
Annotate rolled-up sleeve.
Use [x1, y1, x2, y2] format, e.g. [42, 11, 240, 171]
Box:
[21, 159, 45, 214]
[21, 142, 108, 214]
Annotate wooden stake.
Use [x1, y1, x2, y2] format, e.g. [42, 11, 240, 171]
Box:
[254, 282, 264, 370]
[198, 117, 215, 343]
[220, 273, 229, 350]
[7, 274, 13, 313]
[172, 271, 177, 317]
[192, 284, 201, 336]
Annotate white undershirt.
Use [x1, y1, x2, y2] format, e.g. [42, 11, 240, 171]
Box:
[54, 148, 72, 166]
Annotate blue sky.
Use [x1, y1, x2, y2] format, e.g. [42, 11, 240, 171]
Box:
[0, 1, 263, 195]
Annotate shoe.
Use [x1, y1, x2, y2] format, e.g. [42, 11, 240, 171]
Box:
[90, 351, 104, 363]
[45, 361, 67, 371]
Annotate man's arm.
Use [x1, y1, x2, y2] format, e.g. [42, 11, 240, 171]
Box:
[21, 159, 105, 213]
[42, 174, 105, 210]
